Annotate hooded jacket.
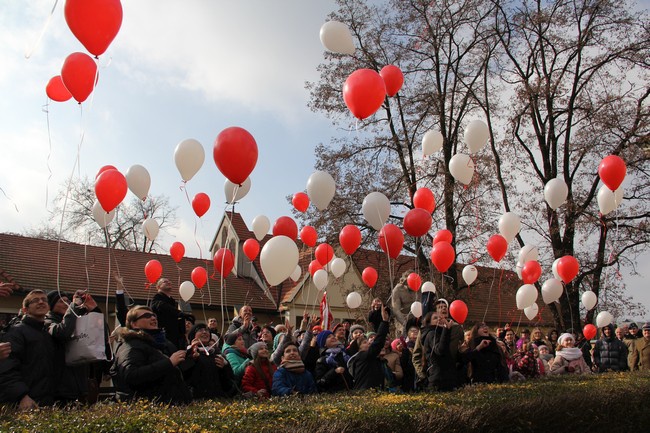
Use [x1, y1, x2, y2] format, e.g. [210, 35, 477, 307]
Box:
[593, 324, 628, 372]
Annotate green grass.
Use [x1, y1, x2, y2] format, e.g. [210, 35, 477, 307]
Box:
[1, 372, 649, 432]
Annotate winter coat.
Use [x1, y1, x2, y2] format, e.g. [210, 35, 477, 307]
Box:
[241, 361, 275, 395]
[222, 343, 251, 382]
[399, 348, 417, 392]
[347, 321, 389, 390]
[225, 316, 259, 349]
[0, 315, 55, 405]
[368, 309, 382, 333]
[109, 329, 191, 404]
[315, 347, 353, 392]
[421, 325, 457, 391]
[631, 337, 650, 371]
[623, 335, 637, 370]
[593, 325, 628, 372]
[383, 351, 404, 382]
[150, 292, 186, 351]
[271, 367, 317, 396]
[183, 351, 236, 399]
[513, 349, 540, 379]
[549, 350, 592, 375]
[464, 336, 509, 384]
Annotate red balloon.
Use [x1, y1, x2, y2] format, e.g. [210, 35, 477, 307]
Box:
[169, 241, 185, 263]
[272, 216, 298, 241]
[521, 260, 542, 284]
[309, 259, 323, 277]
[403, 208, 432, 237]
[487, 234, 508, 263]
[379, 65, 404, 97]
[449, 300, 468, 324]
[46, 76, 72, 102]
[213, 126, 258, 185]
[144, 260, 162, 284]
[413, 187, 435, 213]
[300, 226, 317, 247]
[61, 52, 98, 103]
[407, 273, 421, 291]
[192, 192, 211, 217]
[292, 192, 309, 213]
[583, 324, 597, 340]
[557, 255, 579, 283]
[430, 241, 455, 272]
[64, 0, 123, 57]
[95, 169, 127, 212]
[379, 224, 404, 259]
[433, 229, 453, 244]
[213, 248, 235, 277]
[362, 267, 378, 288]
[339, 225, 361, 255]
[315, 243, 335, 266]
[242, 238, 260, 261]
[598, 155, 626, 191]
[191, 266, 208, 289]
[343, 69, 386, 120]
[95, 165, 117, 180]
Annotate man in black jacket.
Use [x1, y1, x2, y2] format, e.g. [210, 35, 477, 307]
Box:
[347, 303, 390, 390]
[0, 290, 56, 410]
[150, 278, 186, 350]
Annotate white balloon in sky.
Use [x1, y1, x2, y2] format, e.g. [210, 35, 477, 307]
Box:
[142, 218, 159, 241]
[174, 138, 204, 182]
[125, 164, 151, 201]
[449, 153, 475, 185]
[224, 177, 251, 203]
[544, 177, 568, 210]
[92, 200, 115, 228]
[422, 130, 443, 156]
[581, 291, 598, 311]
[252, 215, 270, 241]
[319, 21, 355, 55]
[462, 265, 478, 286]
[499, 212, 521, 243]
[362, 191, 391, 231]
[306, 171, 336, 211]
[463, 119, 489, 154]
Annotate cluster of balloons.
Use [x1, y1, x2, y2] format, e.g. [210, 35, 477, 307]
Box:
[597, 155, 627, 215]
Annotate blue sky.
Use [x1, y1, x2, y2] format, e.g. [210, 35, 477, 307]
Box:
[1, 0, 648, 321]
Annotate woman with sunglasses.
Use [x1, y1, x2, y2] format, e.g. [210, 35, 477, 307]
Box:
[110, 306, 192, 404]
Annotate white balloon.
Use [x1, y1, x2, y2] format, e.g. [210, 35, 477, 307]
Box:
[544, 178, 568, 210]
[581, 291, 598, 311]
[499, 212, 521, 243]
[516, 284, 538, 309]
[462, 265, 478, 286]
[614, 187, 624, 207]
[346, 291, 362, 309]
[142, 218, 159, 241]
[252, 215, 270, 241]
[313, 269, 329, 290]
[515, 261, 523, 280]
[596, 311, 613, 328]
[260, 235, 299, 286]
[362, 191, 391, 231]
[179, 281, 195, 302]
[92, 200, 115, 228]
[449, 153, 475, 185]
[524, 303, 539, 320]
[422, 130, 443, 156]
[330, 258, 346, 278]
[290, 265, 302, 282]
[174, 138, 204, 182]
[597, 185, 616, 215]
[125, 164, 151, 201]
[518, 245, 539, 265]
[421, 281, 436, 293]
[224, 177, 251, 203]
[306, 171, 336, 211]
[464, 120, 490, 154]
[319, 21, 355, 55]
[552, 258, 561, 279]
[410, 301, 423, 318]
[541, 278, 563, 304]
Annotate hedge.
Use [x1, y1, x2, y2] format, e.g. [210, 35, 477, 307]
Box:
[1, 371, 649, 433]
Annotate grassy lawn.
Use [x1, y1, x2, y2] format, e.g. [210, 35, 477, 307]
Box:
[1, 371, 648, 432]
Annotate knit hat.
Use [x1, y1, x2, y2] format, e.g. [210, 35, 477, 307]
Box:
[434, 298, 449, 308]
[643, 323, 650, 331]
[558, 332, 575, 345]
[225, 332, 241, 346]
[391, 337, 406, 352]
[349, 324, 365, 335]
[365, 331, 377, 339]
[47, 290, 70, 310]
[317, 330, 333, 348]
[248, 342, 267, 359]
[188, 323, 208, 342]
[629, 322, 638, 330]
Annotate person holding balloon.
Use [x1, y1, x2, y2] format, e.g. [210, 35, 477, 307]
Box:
[150, 278, 186, 351]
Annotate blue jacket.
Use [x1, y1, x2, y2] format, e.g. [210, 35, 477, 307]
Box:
[271, 367, 317, 396]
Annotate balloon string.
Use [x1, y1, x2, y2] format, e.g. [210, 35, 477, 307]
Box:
[563, 281, 574, 330]
[24, 0, 59, 59]
[498, 267, 504, 326]
[42, 99, 54, 209]
[482, 267, 497, 323]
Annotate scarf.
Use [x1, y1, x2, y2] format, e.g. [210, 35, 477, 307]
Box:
[280, 359, 305, 374]
[325, 346, 350, 368]
[555, 347, 583, 361]
[142, 328, 168, 350]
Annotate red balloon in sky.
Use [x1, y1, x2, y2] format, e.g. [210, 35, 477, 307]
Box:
[598, 155, 626, 191]
[378, 224, 404, 259]
[95, 169, 127, 212]
[309, 259, 323, 277]
[315, 243, 334, 266]
[433, 229, 453, 245]
[583, 324, 597, 340]
[449, 300, 468, 324]
[362, 267, 378, 288]
[65, 0, 123, 57]
[403, 208, 432, 237]
[299, 226, 317, 247]
[144, 259, 162, 284]
[95, 165, 117, 180]
[213, 248, 234, 277]
[557, 255, 580, 283]
[242, 238, 260, 261]
[407, 273, 421, 291]
[191, 266, 207, 289]
[521, 260, 542, 284]
[213, 126, 258, 185]
[413, 187, 435, 213]
[292, 192, 309, 213]
[379, 65, 404, 97]
[46, 76, 72, 102]
[61, 52, 98, 103]
[169, 242, 185, 263]
[272, 216, 298, 241]
[430, 241, 455, 272]
[487, 234, 508, 263]
[343, 69, 387, 120]
[192, 192, 211, 217]
[339, 225, 361, 255]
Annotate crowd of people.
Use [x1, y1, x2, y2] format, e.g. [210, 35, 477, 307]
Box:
[0, 280, 649, 409]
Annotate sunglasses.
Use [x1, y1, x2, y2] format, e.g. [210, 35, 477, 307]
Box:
[134, 312, 157, 321]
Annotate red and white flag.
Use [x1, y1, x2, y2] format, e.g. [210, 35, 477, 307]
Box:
[320, 291, 333, 330]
